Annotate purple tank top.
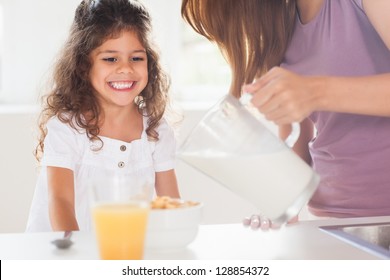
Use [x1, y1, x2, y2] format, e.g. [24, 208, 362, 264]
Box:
[281, 0, 390, 217]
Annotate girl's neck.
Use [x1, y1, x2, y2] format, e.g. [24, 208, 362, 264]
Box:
[99, 103, 144, 143]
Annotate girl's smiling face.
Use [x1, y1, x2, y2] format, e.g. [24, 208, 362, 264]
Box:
[89, 30, 148, 110]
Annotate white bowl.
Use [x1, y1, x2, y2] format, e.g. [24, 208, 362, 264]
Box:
[145, 203, 203, 250]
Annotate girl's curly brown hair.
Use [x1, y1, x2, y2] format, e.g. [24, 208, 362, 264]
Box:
[35, 0, 170, 161]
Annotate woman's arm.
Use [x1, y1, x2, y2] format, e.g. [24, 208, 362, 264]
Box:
[363, 0, 390, 49]
[243, 68, 390, 125]
[318, 73, 390, 117]
[47, 166, 79, 231]
[155, 169, 180, 198]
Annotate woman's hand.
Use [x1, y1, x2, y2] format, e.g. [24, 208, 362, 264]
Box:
[243, 214, 298, 231]
[242, 67, 323, 125]
[243, 215, 276, 230]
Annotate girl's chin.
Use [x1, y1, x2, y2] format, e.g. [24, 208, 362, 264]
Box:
[113, 100, 137, 107]
[97, 90, 140, 108]
[104, 97, 138, 108]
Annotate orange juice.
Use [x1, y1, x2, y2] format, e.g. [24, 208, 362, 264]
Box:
[92, 203, 149, 260]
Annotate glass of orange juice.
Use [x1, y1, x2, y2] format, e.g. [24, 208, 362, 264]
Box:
[90, 174, 152, 260]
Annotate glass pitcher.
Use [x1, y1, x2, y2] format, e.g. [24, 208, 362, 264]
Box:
[179, 94, 320, 224]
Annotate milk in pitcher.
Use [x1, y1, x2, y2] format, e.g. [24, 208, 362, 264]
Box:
[181, 150, 319, 223]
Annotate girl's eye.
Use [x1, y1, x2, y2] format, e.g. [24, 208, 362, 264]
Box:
[131, 57, 145, 62]
[102, 57, 117, 62]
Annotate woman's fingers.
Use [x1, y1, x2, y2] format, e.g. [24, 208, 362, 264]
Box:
[242, 216, 251, 227]
[250, 215, 261, 229]
[243, 215, 272, 231]
[243, 214, 298, 231]
[242, 67, 313, 124]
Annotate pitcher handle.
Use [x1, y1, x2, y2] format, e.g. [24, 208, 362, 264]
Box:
[240, 93, 300, 148]
[284, 122, 300, 148]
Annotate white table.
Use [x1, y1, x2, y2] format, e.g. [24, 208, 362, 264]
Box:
[1, 216, 389, 260]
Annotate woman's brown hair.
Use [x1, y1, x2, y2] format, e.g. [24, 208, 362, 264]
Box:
[35, 0, 170, 161]
[181, 0, 296, 97]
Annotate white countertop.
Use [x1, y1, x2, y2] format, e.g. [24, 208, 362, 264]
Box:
[1, 216, 389, 260]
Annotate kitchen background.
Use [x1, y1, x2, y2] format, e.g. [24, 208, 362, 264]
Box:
[0, 0, 259, 232]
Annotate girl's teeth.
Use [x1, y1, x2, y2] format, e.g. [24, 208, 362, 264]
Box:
[110, 82, 134, 89]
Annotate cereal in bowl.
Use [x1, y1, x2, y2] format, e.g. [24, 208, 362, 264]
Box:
[150, 196, 199, 209]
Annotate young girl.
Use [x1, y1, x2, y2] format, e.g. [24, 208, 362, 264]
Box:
[26, 0, 180, 232]
[182, 0, 390, 228]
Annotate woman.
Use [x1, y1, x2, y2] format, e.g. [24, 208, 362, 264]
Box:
[182, 0, 390, 227]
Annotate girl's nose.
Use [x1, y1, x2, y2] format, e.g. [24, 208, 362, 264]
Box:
[117, 62, 134, 74]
